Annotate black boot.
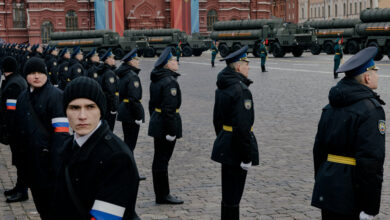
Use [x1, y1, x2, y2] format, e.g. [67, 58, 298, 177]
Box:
[334, 71, 339, 79]
[153, 171, 183, 205]
[212, 61, 215, 67]
[6, 190, 28, 203]
[221, 204, 239, 220]
[139, 175, 146, 181]
[261, 65, 267, 72]
[4, 186, 18, 196]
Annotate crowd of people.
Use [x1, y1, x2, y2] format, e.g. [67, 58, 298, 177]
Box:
[0, 42, 386, 220]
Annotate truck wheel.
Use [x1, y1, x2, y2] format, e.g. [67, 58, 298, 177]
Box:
[272, 42, 285, 58]
[292, 48, 303, 57]
[193, 50, 202, 56]
[143, 47, 155, 57]
[310, 44, 321, 55]
[347, 40, 359, 54]
[98, 49, 107, 57]
[218, 44, 230, 58]
[113, 48, 125, 59]
[324, 42, 335, 55]
[137, 50, 143, 57]
[368, 41, 383, 61]
[182, 45, 193, 57]
[232, 44, 241, 52]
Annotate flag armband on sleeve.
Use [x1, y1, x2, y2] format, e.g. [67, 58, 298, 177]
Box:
[90, 200, 125, 220]
[6, 99, 17, 110]
[52, 117, 69, 133]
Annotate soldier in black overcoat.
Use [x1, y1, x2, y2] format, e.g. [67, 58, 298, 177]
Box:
[85, 48, 103, 81]
[45, 46, 60, 87]
[97, 49, 119, 131]
[148, 47, 183, 204]
[51, 76, 140, 220]
[312, 47, 386, 220]
[57, 47, 71, 90]
[0, 56, 28, 203]
[211, 46, 259, 220]
[15, 57, 70, 219]
[68, 46, 86, 81]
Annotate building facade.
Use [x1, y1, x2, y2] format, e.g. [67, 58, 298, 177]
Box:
[0, 0, 94, 44]
[299, 0, 379, 23]
[271, 0, 298, 23]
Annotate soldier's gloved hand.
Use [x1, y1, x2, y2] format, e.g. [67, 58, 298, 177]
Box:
[110, 111, 117, 115]
[135, 119, 142, 125]
[166, 135, 176, 142]
[359, 211, 374, 220]
[240, 162, 252, 171]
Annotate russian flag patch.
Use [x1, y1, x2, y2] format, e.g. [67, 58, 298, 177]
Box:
[6, 99, 17, 110]
[51, 117, 69, 133]
[90, 200, 125, 220]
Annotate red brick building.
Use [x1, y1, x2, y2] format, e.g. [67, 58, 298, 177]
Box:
[271, 0, 298, 23]
[0, 0, 93, 44]
[0, 0, 300, 43]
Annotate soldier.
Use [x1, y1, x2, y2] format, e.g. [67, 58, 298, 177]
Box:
[211, 41, 219, 68]
[68, 46, 86, 81]
[46, 46, 60, 87]
[148, 47, 183, 204]
[312, 47, 385, 220]
[176, 42, 182, 64]
[15, 57, 69, 219]
[211, 46, 259, 219]
[85, 48, 103, 81]
[333, 38, 343, 79]
[0, 57, 28, 203]
[116, 49, 146, 181]
[259, 39, 268, 72]
[98, 49, 119, 131]
[51, 76, 140, 220]
[57, 47, 71, 90]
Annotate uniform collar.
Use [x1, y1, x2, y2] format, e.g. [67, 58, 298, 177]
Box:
[74, 120, 102, 147]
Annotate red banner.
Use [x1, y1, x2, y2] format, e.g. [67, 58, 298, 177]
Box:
[183, 0, 191, 34]
[171, 0, 183, 30]
[114, 0, 124, 36]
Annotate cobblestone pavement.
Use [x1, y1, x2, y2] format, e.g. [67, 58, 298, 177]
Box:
[1, 52, 390, 219]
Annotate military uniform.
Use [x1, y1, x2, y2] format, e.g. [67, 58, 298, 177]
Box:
[211, 43, 218, 67]
[259, 41, 268, 72]
[57, 48, 71, 90]
[312, 47, 385, 219]
[212, 46, 259, 219]
[15, 58, 69, 219]
[176, 45, 182, 63]
[52, 121, 139, 220]
[333, 39, 343, 79]
[116, 50, 144, 152]
[148, 47, 183, 204]
[0, 57, 28, 203]
[68, 46, 86, 81]
[98, 49, 119, 131]
[85, 49, 103, 81]
[46, 47, 59, 87]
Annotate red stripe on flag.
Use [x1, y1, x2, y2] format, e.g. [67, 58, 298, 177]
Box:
[6, 106, 16, 110]
[183, 0, 191, 34]
[115, 0, 124, 36]
[55, 127, 69, 133]
[171, 0, 183, 30]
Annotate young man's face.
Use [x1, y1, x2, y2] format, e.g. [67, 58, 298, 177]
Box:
[76, 53, 83, 61]
[129, 58, 139, 69]
[91, 54, 100, 63]
[106, 56, 116, 66]
[26, 72, 48, 88]
[237, 61, 249, 78]
[166, 59, 178, 72]
[66, 98, 101, 136]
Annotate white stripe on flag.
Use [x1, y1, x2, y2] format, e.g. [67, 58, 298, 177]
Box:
[51, 117, 69, 124]
[91, 200, 125, 217]
[6, 99, 17, 104]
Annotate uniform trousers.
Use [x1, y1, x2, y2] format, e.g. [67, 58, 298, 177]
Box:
[105, 112, 116, 131]
[122, 121, 140, 152]
[152, 138, 176, 172]
[334, 58, 341, 78]
[30, 187, 51, 220]
[321, 209, 359, 220]
[221, 164, 247, 206]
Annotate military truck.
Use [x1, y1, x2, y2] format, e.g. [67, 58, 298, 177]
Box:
[303, 8, 390, 60]
[210, 19, 316, 58]
[303, 19, 361, 55]
[123, 29, 212, 57]
[48, 30, 148, 59]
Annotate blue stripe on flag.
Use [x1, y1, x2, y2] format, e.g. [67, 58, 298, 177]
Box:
[90, 210, 122, 220]
[191, 0, 199, 33]
[52, 122, 69, 128]
[95, 0, 106, 30]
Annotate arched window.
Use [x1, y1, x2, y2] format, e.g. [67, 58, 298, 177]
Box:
[13, 1, 26, 28]
[355, 2, 357, 14]
[41, 21, 53, 43]
[328, 5, 331, 17]
[350, 3, 352, 14]
[344, 3, 346, 16]
[360, 2, 362, 12]
[302, 8, 304, 18]
[335, 4, 338, 17]
[207, 9, 217, 31]
[66, 10, 78, 31]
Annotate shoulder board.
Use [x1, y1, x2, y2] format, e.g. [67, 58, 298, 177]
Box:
[368, 98, 382, 108]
